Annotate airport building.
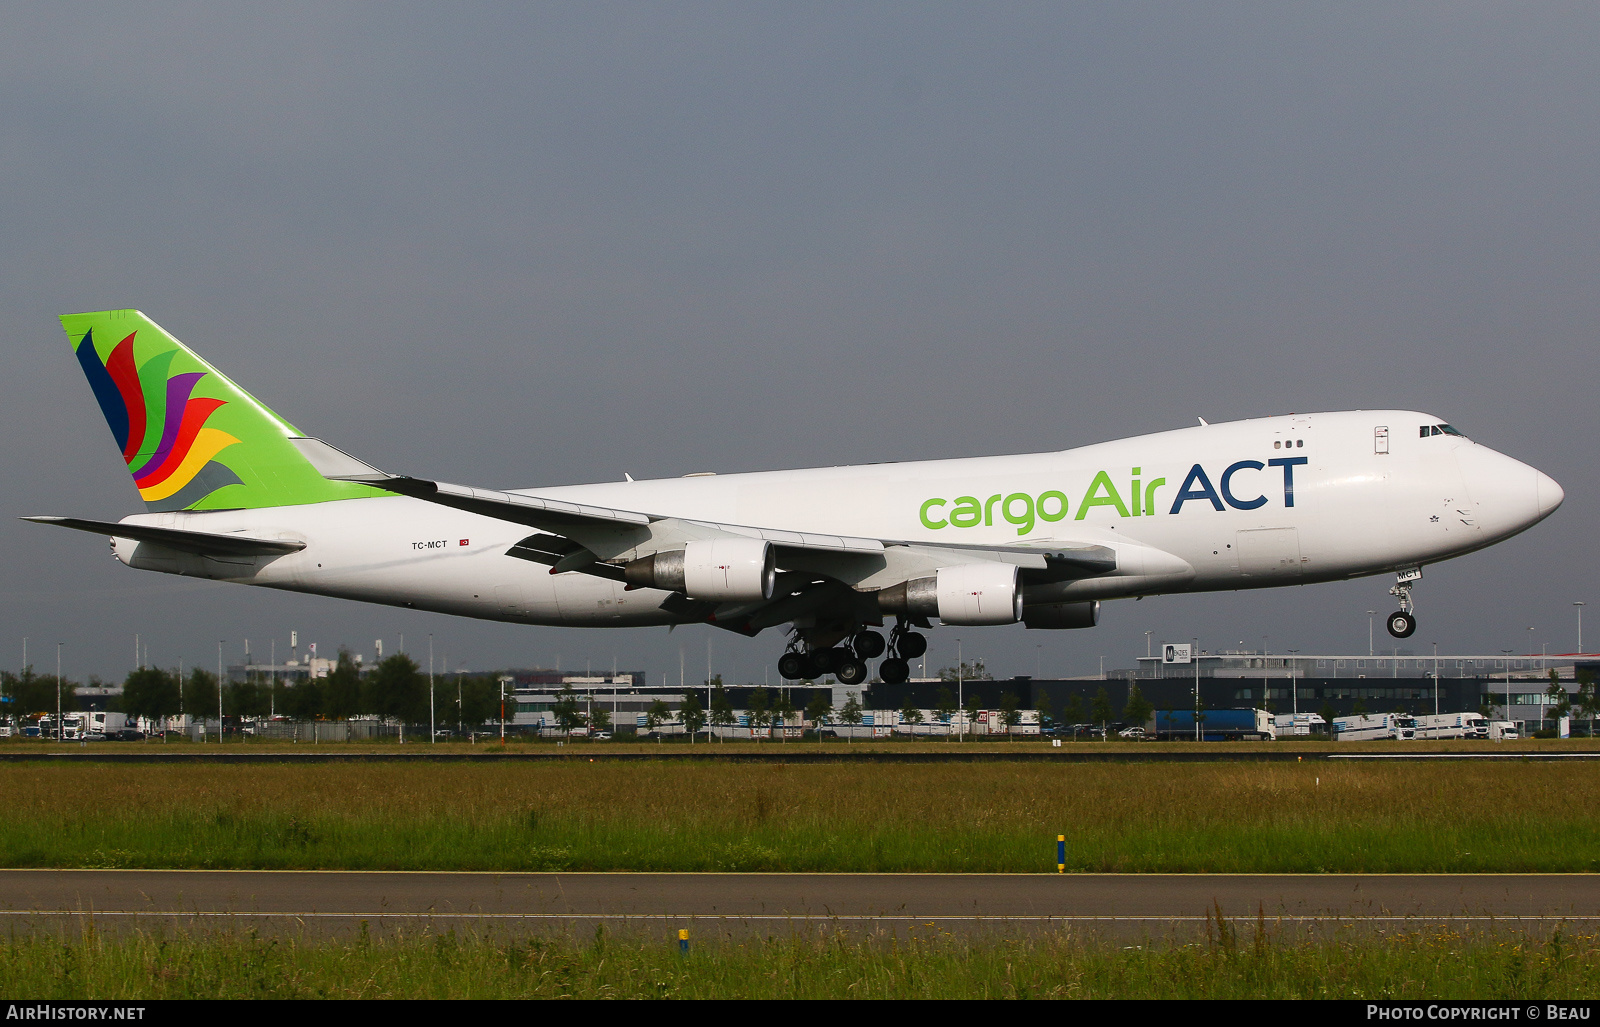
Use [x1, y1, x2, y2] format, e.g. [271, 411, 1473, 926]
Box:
[862, 649, 1598, 734]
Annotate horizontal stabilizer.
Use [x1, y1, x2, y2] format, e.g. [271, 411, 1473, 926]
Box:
[21, 516, 306, 557]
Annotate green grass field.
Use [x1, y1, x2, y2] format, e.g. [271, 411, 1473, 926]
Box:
[3, 757, 1597, 872]
[7, 924, 1597, 999]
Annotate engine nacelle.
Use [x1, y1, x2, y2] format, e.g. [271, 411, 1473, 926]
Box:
[878, 564, 1023, 625]
[1021, 600, 1100, 630]
[626, 539, 775, 601]
[935, 563, 1022, 625]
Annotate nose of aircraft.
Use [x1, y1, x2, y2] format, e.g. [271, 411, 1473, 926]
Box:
[1455, 443, 1562, 540]
[1537, 469, 1565, 519]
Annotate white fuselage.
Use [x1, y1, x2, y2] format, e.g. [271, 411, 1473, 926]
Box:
[109, 410, 1562, 629]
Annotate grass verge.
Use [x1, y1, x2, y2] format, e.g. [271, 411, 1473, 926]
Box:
[5, 923, 1597, 999]
[3, 761, 1598, 872]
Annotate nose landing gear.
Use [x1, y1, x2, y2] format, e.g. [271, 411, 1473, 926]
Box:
[1385, 568, 1422, 638]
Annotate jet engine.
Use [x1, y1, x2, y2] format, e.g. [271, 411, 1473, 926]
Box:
[877, 563, 1022, 626]
[624, 538, 775, 602]
[1021, 600, 1100, 630]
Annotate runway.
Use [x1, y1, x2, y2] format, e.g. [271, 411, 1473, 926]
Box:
[1, 870, 1594, 941]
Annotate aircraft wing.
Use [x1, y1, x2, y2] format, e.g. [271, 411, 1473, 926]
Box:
[21, 516, 306, 557]
[338, 469, 1122, 586]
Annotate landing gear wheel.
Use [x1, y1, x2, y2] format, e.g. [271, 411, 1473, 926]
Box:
[836, 657, 869, 686]
[777, 652, 810, 681]
[1387, 611, 1416, 638]
[853, 630, 886, 659]
[896, 631, 927, 659]
[879, 658, 910, 684]
[812, 647, 846, 675]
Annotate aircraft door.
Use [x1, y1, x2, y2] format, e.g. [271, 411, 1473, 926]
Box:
[1235, 527, 1303, 579]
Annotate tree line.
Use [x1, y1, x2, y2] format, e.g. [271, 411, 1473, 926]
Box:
[2, 652, 507, 728]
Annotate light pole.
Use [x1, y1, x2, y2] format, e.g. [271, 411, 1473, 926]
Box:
[54, 642, 62, 743]
[1501, 649, 1514, 731]
[1576, 602, 1586, 654]
[429, 634, 435, 744]
[217, 640, 224, 743]
[1193, 637, 1200, 742]
[957, 638, 964, 742]
[1144, 630, 1152, 659]
[498, 675, 512, 746]
[1287, 649, 1299, 717]
[1432, 642, 1439, 716]
[1367, 612, 1375, 657]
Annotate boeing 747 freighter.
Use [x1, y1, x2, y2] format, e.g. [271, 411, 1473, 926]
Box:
[28, 311, 1564, 685]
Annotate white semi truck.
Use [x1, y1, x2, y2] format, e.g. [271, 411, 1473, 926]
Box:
[1413, 712, 1489, 740]
[1332, 713, 1417, 741]
[83, 712, 141, 740]
[1273, 712, 1327, 737]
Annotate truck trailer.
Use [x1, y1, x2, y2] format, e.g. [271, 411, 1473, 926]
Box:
[1332, 713, 1417, 741]
[1413, 712, 1488, 740]
[1153, 709, 1275, 741]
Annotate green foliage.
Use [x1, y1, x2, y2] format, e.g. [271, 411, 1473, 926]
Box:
[321, 651, 363, 720]
[1064, 694, 1086, 726]
[938, 659, 991, 682]
[121, 668, 180, 723]
[589, 706, 612, 736]
[363, 654, 427, 726]
[998, 692, 1021, 738]
[774, 689, 797, 734]
[1090, 687, 1113, 729]
[679, 690, 707, 739]
[839, 693, 863, 744]
[1546, 671, 1572, 728]
[803, 691, 832, 731]
[225, 679, 271, 719]
[899, 698, 923, 736]
[747, 688, 771, 737]
[1122, 683, 1154, 727]
[183, 669, 219, 719]
[551, 684, 585, 736]
[456, 677, 501, 731]
[645, 700, 671, 735]
[709, 686, 736, 732]
[935, 686, 957, 725]
[1034, 690, 1053, 728]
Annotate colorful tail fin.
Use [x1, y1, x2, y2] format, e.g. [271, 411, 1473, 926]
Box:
[61, 310, 386, 512]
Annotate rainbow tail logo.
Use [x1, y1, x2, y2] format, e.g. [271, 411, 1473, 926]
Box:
[61, 310, 384, 512]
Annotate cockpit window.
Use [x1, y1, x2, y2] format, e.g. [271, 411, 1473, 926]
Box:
[1419, 423, 1468, 439]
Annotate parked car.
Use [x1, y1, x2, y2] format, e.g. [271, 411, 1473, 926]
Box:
[1118, 726, 1146, 740]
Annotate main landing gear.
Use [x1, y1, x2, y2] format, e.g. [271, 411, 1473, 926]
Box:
[1385, 568, 1422, 639]
[777, 624, 929, 686]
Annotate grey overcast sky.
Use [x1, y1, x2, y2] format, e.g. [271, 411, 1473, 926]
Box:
[2, 3, 1595, 684]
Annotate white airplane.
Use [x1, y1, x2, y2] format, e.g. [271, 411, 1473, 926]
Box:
[30, 310, 1564, 686]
